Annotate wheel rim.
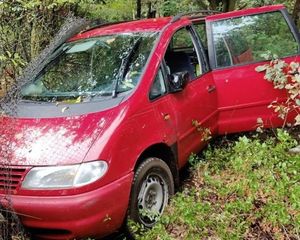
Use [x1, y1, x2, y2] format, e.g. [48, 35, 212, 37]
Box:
[137, 173, 168, 227]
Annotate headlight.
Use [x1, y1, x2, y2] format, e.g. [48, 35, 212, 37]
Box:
[22, 161, 108, 189]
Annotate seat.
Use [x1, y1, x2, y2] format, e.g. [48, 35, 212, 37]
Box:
[165, 51, 195, 79]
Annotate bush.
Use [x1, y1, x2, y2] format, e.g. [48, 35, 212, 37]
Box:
[139, 129, 300, 240]
[256, 59, 300, 126]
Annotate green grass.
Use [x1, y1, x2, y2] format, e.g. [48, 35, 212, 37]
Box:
[135, 129, 300, 240]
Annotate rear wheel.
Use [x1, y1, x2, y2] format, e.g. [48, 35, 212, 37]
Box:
[127, 157, 174, 230]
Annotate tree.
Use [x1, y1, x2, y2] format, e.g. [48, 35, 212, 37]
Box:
[204, 0, 236, 12]
[0, 1, 74, 84]
[137, 0, 142, 18]
[224, 0, 237, 11]
[293, 0, 300, 27]
[0, 0, 110, 86]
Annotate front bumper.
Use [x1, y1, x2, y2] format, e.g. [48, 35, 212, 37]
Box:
[0, 172, 133, 240]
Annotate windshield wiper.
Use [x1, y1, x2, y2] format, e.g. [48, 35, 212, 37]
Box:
[112, 38, 142, 98]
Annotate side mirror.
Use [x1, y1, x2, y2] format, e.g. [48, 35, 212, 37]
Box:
[168, 71, 190, 93]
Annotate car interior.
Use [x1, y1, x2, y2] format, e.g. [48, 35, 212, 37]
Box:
[164, 28, 203, 81]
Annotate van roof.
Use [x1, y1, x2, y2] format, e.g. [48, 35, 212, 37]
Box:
[69, 17, 171, 41]
[70, 4, 286, 41]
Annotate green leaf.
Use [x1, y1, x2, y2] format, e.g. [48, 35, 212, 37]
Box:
[255, 65, 268, 72]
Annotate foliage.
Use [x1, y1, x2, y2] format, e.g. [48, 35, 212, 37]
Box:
[80, 0, 135, 21]
[138, 129, 300, 239]
[0, 0, 80, 91]
[238, 0, 295, 10]
[256, 59, 300, 126]
[192, 120, 212, 142]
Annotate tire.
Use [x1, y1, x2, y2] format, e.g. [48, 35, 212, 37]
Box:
[127, 157, 174, 231]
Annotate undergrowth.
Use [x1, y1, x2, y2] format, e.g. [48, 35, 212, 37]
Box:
[134, 129, 300, 240]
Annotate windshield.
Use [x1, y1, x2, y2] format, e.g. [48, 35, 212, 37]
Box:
[21, 32, 158, 102]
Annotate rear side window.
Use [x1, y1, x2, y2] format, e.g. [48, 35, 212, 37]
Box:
[211, 11, 299, 68]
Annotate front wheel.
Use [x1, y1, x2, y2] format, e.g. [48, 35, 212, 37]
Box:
[127, 157, 174, 229]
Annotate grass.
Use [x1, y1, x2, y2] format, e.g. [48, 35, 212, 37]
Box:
[133, 129, 300, 240]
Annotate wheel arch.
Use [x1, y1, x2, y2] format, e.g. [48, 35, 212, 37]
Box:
[134, 142, 180, 188]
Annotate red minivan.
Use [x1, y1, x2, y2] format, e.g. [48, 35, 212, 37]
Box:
[0, 4, 299, 239]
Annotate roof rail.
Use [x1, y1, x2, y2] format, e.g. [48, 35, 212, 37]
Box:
[171, 10, 220, 23]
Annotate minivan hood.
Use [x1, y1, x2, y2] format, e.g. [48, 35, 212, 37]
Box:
[0, 109, 117, 166]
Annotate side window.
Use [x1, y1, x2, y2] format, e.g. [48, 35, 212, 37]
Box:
[212, 11, 299, 68]
[149, 68, 166, 100]
[171, 29, 194, 49]
[165, 27, 203, 79]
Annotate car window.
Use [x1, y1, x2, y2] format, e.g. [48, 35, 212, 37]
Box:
[21, 32, 158, 102]
[165, 27, 203, 80]
[212, 11, 299, 68]
[171, 28, 194, 50]
[149, 68, 166, 100]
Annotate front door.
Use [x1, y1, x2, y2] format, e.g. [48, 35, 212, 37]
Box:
[163, 26, 218, 167]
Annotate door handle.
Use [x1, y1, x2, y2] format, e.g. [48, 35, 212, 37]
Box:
[207, 85, 216, 93]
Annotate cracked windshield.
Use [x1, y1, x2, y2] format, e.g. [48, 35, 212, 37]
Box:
[21, 32, 158, 102]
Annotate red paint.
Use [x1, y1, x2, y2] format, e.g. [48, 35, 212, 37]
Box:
[0, 5, 298, 239]
[2, 173, 133, 239]
[69, 17, 171, 41]
[213, 56, 300, 134]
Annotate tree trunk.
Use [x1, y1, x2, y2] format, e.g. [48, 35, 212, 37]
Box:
[147, 2, 152, 18]
[136, 0, 142, 19]
[222, 0, 236, 12]
[227, 0, 236, 11]
[293, 0, 300, 28]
